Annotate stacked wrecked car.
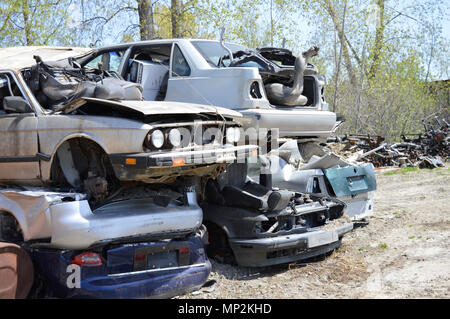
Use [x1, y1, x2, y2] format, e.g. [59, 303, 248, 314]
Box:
[0, 40, 376, 299]
[0, 46, 256, 298]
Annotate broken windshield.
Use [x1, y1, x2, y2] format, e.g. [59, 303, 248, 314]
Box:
[191, 41, 246, 67]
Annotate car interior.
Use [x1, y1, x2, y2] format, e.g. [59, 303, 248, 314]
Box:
[0, 73, 29, 114]
[124, 44, 177, 102]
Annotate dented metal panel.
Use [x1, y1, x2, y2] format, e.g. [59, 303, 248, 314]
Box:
[0, 188, 203, 249]
[0, 188, 85, 241]
[324, 163, 377, 197]
[49, 194, 203, 249]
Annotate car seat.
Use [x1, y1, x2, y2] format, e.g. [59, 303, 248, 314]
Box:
[206, 163, 295, 212]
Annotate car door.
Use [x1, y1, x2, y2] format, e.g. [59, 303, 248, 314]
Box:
[0, 71, 40, 182]
[83, 48, 127, 74]
[165, 43, 199, 103]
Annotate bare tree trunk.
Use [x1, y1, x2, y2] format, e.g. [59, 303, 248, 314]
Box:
[323, 0, 357, 87]
[332, 1, 347, 112]
[171, 0, 183, 38]
[369, 0, 385, 78]
[137, 0, 154, 40]
[22, 0, 32, 45]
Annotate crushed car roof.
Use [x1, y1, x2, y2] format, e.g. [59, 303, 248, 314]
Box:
[0, 46, 92, 71]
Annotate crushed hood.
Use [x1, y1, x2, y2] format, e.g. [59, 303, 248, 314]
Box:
[60, 97, 243, 119]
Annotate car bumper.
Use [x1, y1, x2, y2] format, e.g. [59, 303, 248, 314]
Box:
[29, 229, 211, 299]
[109, 145, 258, 181]
[240, 108, 336, 139]
[49, 192, 203, 250]
[228, 223, 353, 267]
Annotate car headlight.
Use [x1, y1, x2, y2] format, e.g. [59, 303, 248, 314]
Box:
[151, 129, 164, 148]
[168, 128, 181, 147]
[226, 127, 240, 144]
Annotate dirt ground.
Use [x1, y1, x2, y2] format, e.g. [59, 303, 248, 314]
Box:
[183, 165, 450, 299]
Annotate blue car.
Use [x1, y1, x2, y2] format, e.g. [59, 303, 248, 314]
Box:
[27, 226, 211, 299]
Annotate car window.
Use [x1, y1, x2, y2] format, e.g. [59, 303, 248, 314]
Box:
[0, 73, 31, 115]
[171, 44, 191, 77]
[85, 50, 125, 72]
[191, 41, 247, 67]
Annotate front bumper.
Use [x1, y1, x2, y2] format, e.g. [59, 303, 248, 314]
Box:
[29, 229, 211, 299]
[109, 144, 258, 181]
[228, 223, 353, 267]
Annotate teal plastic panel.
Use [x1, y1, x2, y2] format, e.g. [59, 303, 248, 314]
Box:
[324, 164, 377, 197]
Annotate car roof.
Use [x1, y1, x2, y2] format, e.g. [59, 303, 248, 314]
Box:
[0, 46, 92, 71]
[96, 38, 225, 50]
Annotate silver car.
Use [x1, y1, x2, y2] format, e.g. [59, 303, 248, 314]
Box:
[0, 46, 257, 203]
[78, 39, 337, 140]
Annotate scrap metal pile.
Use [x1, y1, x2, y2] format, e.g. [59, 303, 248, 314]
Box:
[327, 117, 449, 168]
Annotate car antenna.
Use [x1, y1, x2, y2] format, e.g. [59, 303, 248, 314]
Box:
[220, 27, 234, 65]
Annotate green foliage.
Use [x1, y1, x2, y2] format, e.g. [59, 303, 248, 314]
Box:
[0, 0, 76, 46]
[0, 0, 447, 142]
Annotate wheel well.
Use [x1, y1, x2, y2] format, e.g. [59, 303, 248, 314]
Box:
[0, 211, 24, 243]
[204, 221, 235, 264]
[49, 137, 118, 201]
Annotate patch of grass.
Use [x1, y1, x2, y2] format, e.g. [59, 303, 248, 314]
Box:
[383, 167, 420, 176]
[358, 247, 365, 251]
[378, 242, 388, 248]
[409, 235, 415, 239]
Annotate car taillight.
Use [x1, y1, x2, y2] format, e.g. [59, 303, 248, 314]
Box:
[72, 252, 103, 267]
[179, 247, 189, 255]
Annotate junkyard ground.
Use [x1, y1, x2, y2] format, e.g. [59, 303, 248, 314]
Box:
[182, 164, 450, 299]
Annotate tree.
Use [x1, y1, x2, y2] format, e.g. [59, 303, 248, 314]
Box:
[138, 0, 155, 40]
[0, 0, 75, 46]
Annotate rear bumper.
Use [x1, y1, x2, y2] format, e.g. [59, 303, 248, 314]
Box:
[240, 108, 336, 139]
[29, 229, 211, 299]
[49, 192, 203, 250]
[229, 223, 353, 267]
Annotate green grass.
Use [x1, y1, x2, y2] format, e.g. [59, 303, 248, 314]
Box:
[409, 235, 415, 239]
[378, 242, 388, 248]
[393, 209, 407, 215]
[383, 167, 420, 176]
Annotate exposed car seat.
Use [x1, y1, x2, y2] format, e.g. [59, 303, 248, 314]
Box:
[26, 56, 143, 108]
[206, 163, 295, 212]
[94, 77, 143, 101]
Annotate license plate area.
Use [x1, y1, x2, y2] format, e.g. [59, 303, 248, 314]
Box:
[217, 151, 236, 162]
[307, 230, 338, 248]
[133, 242, 190, 271]
[347, 175, 367, 192]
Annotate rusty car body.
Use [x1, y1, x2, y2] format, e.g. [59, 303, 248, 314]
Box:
[0, 47, 257, 204]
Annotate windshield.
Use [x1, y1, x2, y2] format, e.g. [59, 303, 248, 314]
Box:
[191, 41, 246, 67]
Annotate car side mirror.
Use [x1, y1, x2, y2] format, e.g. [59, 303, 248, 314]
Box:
[3, 96, 33, 113]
